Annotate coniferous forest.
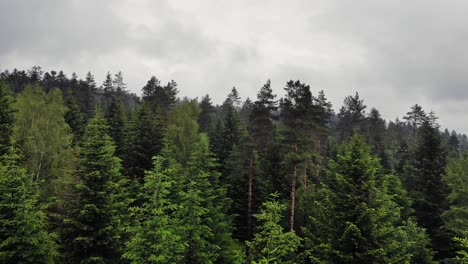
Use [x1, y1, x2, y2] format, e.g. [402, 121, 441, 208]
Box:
[1, 66, 468, 264]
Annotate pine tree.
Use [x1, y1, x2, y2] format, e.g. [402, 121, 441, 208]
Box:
[0, 150, 57, 263]
[246, 193, 301, 264]
[279, 80, 323, 231]
[142, 76, 178, 112]
[62, 112, 127, 263]
[336, 92, 367, 142]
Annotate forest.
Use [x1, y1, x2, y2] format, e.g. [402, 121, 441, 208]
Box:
[0, 66, 467, 264]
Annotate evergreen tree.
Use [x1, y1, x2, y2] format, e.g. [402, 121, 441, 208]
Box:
[113, 71, 126, 93]
[443, 156, 468, 262]
[246, 193, 301, 264]
[0, 81, 15, 156]
[0, 150, 57, 263]
[105, 97, 126, 157]
[63, 89, 86, 144]
[336, 92, 367, 142]
[142, 76, 178, 112]
[365, 108, 390, 169]
[121, 102, 165, 181]
[279, 80, 324, 231]
[102, 72, 114, 93]
[224, 87, 241, 108]
[304, 134, 434, 263]
[160, 100, 242, 263]
[198, 94, 216, 135]
[176, 134, 242, 263]
[124, 157, 185, 263]
[248, 79, 278, 153]
[411, 118, 452, 260]
[62, 112, 127, 263]
[403, 104, 426, 138]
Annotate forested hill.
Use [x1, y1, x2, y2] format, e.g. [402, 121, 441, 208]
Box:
[0, 66, 468, 263]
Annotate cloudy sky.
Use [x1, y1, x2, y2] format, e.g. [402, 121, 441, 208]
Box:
[1, 0, 468, 132]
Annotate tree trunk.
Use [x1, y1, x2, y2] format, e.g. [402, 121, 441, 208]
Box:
[290, 144, 298, 232]
[248, 158, 253, 239]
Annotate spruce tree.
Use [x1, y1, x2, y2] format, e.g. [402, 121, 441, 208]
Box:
[246, 193, 301, 264]
[62, 112, 127, 263]
[104, 97, 125, 157]
[198, 94, 216, 135]
[124, 157, 185, 263]
[304, 134, 434, 263]
[121, 102, 165, 181]
[443, 156, 468, 262]
[63, 89, 86, 144]
[0, 81, 15, 156]
[248, 79, 277, 153]
[411, 118, 451, 259]
[161, 100, 242, 263]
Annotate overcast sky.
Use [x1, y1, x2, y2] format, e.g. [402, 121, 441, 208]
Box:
[1, 0, 468, 132]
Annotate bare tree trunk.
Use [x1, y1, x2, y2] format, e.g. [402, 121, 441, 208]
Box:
[303, 162, 308, 192]
[248, 158, 253, 239]
[290, 144, 298, 232]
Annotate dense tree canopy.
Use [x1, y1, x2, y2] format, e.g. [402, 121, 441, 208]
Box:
[1, 66, 467, 263]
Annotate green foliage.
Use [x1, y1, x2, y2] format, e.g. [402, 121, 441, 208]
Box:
[0, 81, 15, 156]
[63, 88, 86, 144]
[142, 76, 178, 112]
[304, 134, 434, 263]
[175, 131, 242, 263]
[336, 92, 367, 142]
[124, 157, 185, 263]
[121, 102, 165, 181]
[104, 97, 126, 156]
[164, 99, 202, 166]
[411, 119, 451, 259]
[443, 156, 468, 262]
[13, 84, 73, 185]
[198, 94, 216, 135]
[454, 237, 468, 263]
[247, 193, 301, 264]
[443, 156, 468, 237]
[62, 112, 127, 263]
[0, 151, 57, 263]
[248, 79, 277, 153]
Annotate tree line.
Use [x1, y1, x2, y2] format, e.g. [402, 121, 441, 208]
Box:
[0, 66, 467, 263]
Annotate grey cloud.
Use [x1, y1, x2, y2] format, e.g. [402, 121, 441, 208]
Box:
[1, 0, 468, 132]
[308, 0, 468, 102]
